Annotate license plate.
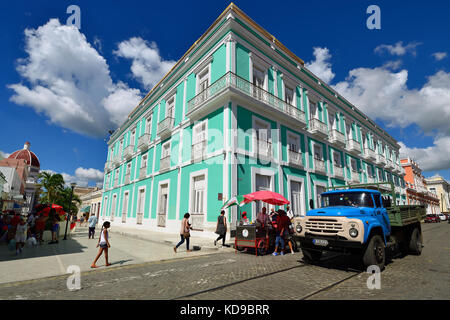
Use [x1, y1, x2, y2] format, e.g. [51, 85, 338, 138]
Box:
[312, 239, 328, 246]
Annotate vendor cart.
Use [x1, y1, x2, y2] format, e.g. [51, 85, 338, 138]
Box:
[235, 224, 275, 256]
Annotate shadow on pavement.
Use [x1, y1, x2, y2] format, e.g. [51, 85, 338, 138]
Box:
[0, 238, 88, 262]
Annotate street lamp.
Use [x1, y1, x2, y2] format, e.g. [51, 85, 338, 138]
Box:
[63, 182, 77, 240]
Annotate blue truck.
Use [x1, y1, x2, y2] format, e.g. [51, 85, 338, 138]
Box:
[292, 182, 426, 270]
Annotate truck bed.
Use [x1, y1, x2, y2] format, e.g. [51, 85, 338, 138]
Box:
[388, 205, 426, 227]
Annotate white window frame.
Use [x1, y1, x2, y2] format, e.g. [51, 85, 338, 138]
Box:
[314, 181, 328, 209]
[287, 175, 306, 217]
[249, 52, 270, 91]
[332, 149, 342, 167]
[251, 116, 271, 155]
[251, 167, 275, 217]
[188, 169, 208, 228]
[166, 95, 176, 119]
[161, 141, 171, 159]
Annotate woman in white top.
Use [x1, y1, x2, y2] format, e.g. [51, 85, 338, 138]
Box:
[15, 218, 28, 255]
[91, 221, 111, 268]
[174, 213, 191, 253]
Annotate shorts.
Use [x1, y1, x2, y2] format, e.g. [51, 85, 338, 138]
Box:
[15, 235, 26, 243]
[52, 224, 60, 232]
[99, 243, 108, 249]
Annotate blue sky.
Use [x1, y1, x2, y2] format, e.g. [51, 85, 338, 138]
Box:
[0, 0, 449, 186]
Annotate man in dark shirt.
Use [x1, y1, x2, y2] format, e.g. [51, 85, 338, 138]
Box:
[272, 210, 290, 256]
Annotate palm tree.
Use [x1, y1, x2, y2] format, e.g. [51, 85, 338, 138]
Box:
[37, 172, 65, 204]
[56, 187, 81, 216]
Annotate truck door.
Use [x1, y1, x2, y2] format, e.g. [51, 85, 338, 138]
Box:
[374, 194, 391, 235]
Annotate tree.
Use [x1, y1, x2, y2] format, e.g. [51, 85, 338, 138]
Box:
[56, 187, 81, 216]
[37, 172, 65, 204]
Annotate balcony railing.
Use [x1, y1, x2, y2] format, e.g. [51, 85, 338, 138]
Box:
[328, 129, 346, 146]
[346, 139, 361, 154]
[186, 72, 306, 126]
[124, 174, 130, 185]
[364, 147, 377, 160]
[157, 117, 174, 138]
[256, 140, 272, 158]
[309, 118, 328, 138]
[288, 149, 303, 167]
[314, 158, 327, 174]
[376, 154, 386, 165]
[160, 155, 171, 172]
[350, 170, 359, 183]
[137, 133, 151, 151]
[386, 159, 395, 170]
[123, 145, 134, 160]
[367, 176, 376, 184]
[192, 140, 207, 162]
[333, 165, 345, 179]
[111, 154, 121, 165]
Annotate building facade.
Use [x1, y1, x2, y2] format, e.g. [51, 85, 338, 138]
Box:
[401, 158, 440, 215]
[100, 4, 406, 237]
[77, 187, 103, 221]
[0, 142, 41, 214]
[425, 175, 450, 214]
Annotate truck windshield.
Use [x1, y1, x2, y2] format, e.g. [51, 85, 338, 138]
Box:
[321, 192, 374, 208]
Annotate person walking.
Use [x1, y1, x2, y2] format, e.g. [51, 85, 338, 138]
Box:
[272, 210, 290, 256]
[91, 221, 111, 268]
[88, 214, 98, 239]
[35, 214, 46, 245]
[286, 205, 294, 220]
[49, 209, 60, 244]
[15, 218, 28, 255]
[214, 210, 229, 247]
[174, 213, 191, 253]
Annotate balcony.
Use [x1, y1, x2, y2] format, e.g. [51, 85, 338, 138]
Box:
[288, 149, 303, 168]
[346, 139, 361, 155]
[192, 140, 208, 163]
[111, 154, 121, 166]
[333, 165, 345, 179]
[308, 118, 328, 139]
[363, 148, 377, 161]
[139, 166, 147, 179]
[376, 154, 386, 165]
[328, 129, 346, 147]
[123, 145, 134, 160]
[314, 158, 327, 175]
[186, 72, 306, 127]
[367, 176, 376, 184]
[104, 161, 113, 173]
[160, 155, 171, 172]
[137, 133, 151, 151]
[157, 117, 174, 139]
[256, 140, 272, 159]
[385, 159, 395, 170]
[124, 174, 130, 185]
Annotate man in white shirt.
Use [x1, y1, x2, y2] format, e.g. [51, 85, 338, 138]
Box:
[286, 205, 294, 220]
[88, 215, 98, 239]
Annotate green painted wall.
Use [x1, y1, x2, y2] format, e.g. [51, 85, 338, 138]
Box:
[235, 43, 250, 80]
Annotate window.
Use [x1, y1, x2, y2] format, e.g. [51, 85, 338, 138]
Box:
[316, 186, 327, 208]
[162, 142, 171, 159]
[145, 115, 152, 134]
[313, 144, 323, 161]
[130, 130, 135, 146]
[290, 181, 303, 217]
[198, 69, 209, 93]
[166, 97, 175, 119]
[142, 155, 148, 168]
[192, 175, 205, 214]
[309, 100, 317, 119]
[126, 163, 131, 175]
[322, 192, 375, 208]
[285, 86, 294, 105]
[374, 194, 382, 208]
[193, 121, 207, 144]
[350, 158, 358, 172]
[367, 165, 374, 177]
[255, 174, 271, 214]
[253, 67, 265, 89]
[287, 134, 299, 153]
[119, 140, 123, 154]
[333, 151, 342, 167]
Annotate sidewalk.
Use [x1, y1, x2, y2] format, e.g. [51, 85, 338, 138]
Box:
[0, 226, 234, 285]
[106, 224, 235, 251]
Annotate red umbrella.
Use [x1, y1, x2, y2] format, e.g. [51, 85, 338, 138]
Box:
[40, 204, 66, 216]
[243, 191, 290, 206]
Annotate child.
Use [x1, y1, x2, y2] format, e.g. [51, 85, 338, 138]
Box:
[49, 214, 60, 244]
[15, 218, 28, 255]
[91, 221, 111, 268]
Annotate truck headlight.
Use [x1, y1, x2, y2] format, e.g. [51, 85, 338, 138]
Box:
[295, 224, 302, 233]
[349, 228, 358, 238]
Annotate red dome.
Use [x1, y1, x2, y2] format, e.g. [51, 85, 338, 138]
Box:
[8, 142, 40, 168]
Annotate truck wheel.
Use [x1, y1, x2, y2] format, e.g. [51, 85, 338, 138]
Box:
[408, 227, 423, 255]
[362, 235, 385, 271]
[302, 248, 322, 263]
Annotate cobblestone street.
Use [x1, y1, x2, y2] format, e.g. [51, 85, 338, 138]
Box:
[0, 223, 448, 300]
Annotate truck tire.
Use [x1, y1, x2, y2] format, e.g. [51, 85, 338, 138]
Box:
[302, 248, 322, 263]
[408, 227, 423, 255]
[362, 235, 385, 271]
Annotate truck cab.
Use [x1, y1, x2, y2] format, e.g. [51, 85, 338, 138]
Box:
[293, 184, 425, 270]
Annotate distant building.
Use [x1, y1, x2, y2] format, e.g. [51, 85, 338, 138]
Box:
[0, 166, 26, 212]
[77, 187, 102, 221]
[0, 142, 41, 214]
[401, 158, 440, 215]
[425, 175, 450, 214]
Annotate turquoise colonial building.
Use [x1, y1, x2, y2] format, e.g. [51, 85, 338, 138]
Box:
[100, 3, 406, 236]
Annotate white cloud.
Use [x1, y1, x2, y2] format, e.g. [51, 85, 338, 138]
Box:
[8, 19, 142, 138]
[432, 52, 447, 61]
[114, 37, 176, 90]
[0, 151, 10, 159]
[382, 60, 402, 70]
[305, 47, 335, 83]
[42, 167, 104, 188]
[399, 136, 450, 172]
[374, 41, 422, 56]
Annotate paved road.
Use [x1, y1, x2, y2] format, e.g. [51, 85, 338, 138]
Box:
[0, 223, 448, 300]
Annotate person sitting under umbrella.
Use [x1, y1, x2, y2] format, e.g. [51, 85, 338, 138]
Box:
[240, 212, 250, 225]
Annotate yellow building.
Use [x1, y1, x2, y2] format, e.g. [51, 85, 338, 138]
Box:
[425, 176, 450, 214]
[77, 187, 103, 221]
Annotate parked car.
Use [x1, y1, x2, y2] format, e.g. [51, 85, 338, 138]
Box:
[438, 214, 447, 221]
[424, 214, 441, 223]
